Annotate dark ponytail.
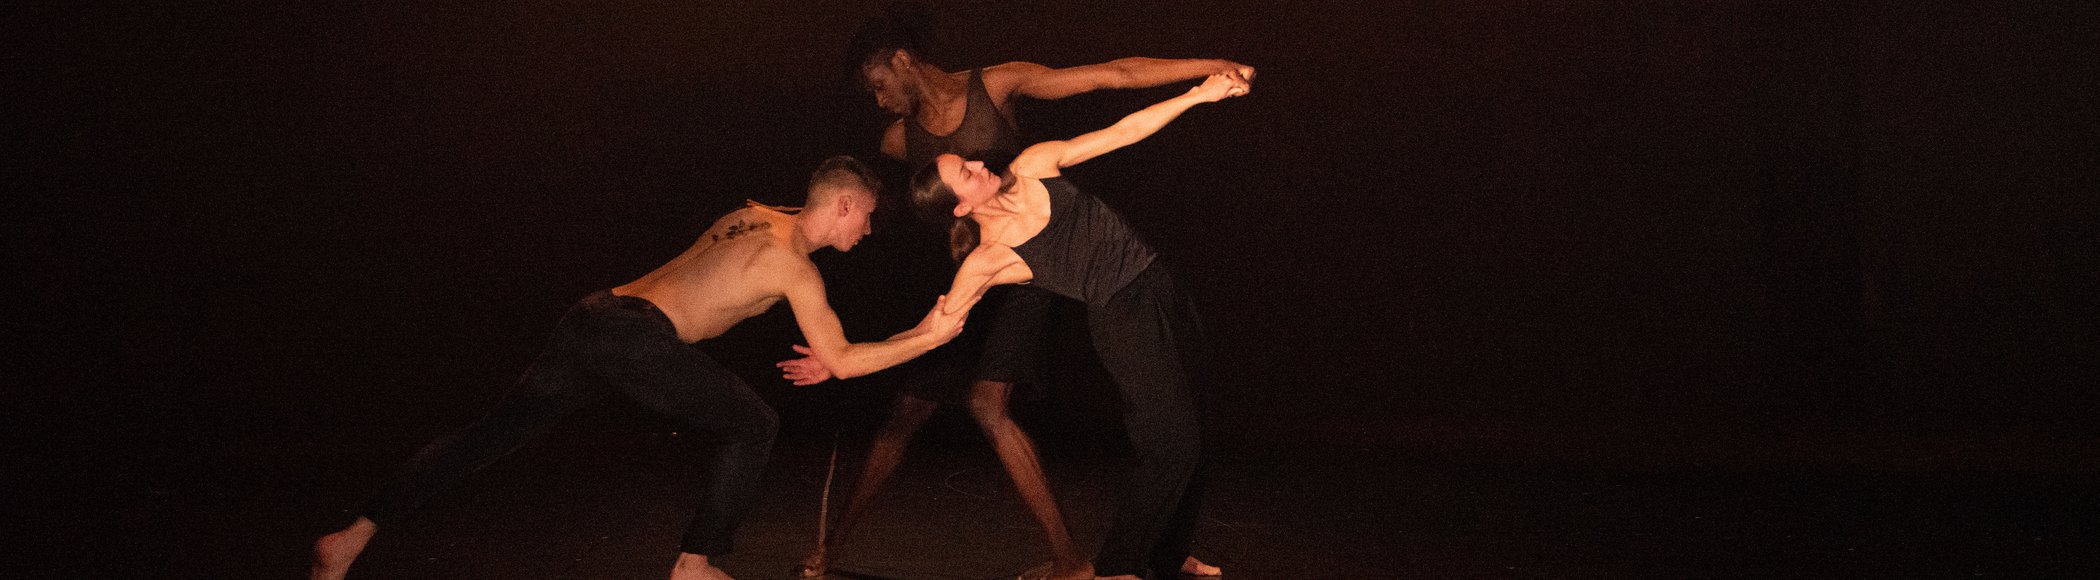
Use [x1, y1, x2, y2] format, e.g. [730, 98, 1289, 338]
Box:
[946, 219, 979, 263]
[908, 160, 975, 262]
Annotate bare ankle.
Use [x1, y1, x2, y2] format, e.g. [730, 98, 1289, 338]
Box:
[310, 518, 378, 580]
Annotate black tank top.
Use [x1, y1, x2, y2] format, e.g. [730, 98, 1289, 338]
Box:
[904, 69, 1022, 169]
[1009, 177, 1158, 305]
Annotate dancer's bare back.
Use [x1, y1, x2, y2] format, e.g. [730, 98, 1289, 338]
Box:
[614, 206, 813, 343]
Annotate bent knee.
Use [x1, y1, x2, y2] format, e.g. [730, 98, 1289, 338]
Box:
[893, 395, 940, 419]
[967, 398, 1012, 424]
[966, 381, 1014, 421]
[1127, 420, 1203, 460]
[747, 406, 780, 441]
[704, 404, 777, 445]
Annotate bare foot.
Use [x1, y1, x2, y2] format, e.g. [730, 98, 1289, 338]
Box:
[1019, 561, 1094, 580]
[1180, 556, 1222, 577]
[795, 547, 829, 578]
[1047, 561, 1094, 580]
[669, 552, 735, 580]
[310, 517, 377, 580]
[1092, 555, 1219, 580]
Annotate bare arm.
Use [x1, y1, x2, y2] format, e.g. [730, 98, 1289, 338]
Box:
[992, 58, 1254, 101]
[775, 293, 975, 385]
[936, 245, 1032, 315]
[880, 120, 906, 161]
[776, 254, 965, 379]
[1010, 73, 1250, 178]
[776, 246, 1005, 385]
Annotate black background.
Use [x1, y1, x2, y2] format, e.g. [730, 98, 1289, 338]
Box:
[12, 0, 2098, 573]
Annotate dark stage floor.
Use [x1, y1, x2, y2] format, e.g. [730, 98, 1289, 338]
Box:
[21, 401, 2099, 579]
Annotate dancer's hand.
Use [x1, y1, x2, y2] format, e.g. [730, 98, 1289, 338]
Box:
[917, 294, 976, 343]
[1188, 72, 1251, 102]
[1220, 61, 1257, 86]
[777, 345, 834, 386]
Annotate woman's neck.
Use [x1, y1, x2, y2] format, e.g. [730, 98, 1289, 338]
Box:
[968, 174, 1033, 239]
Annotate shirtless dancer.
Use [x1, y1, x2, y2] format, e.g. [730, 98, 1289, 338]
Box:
[310, 157, 973, 580]
[791, 6, 1246, 579]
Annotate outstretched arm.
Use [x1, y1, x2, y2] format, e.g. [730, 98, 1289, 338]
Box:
[778, 245, 1012, 385]
[1010, 73, 1250, 177]
[777, 256, 970, 381]
[992, 58, 1254, 101]
[777, 293, 976, 385]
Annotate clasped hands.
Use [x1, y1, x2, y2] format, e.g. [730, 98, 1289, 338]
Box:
[776, 294, 976, 386]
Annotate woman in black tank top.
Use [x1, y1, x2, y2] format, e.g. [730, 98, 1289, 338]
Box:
[904, 73, 1250, 580]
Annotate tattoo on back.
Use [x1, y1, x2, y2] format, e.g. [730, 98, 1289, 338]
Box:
[711, 220, 771, 242]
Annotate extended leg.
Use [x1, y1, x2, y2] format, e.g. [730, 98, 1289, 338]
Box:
[1086, 271, 1211, 579]
[798, 393, 941, 577]
[1090, 359, 1202, 580]
[313, 347, 605, 580]
[969, 379, 1091, 580]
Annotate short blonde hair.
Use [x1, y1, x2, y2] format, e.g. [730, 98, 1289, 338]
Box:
[806, 155, 880, 207]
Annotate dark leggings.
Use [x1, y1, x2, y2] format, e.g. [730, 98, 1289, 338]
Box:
[1087, 266, 1210, 578]
[361, 290, 777, 556]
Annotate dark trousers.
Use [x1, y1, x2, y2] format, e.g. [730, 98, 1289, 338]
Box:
[360, 290, 777, 556]
[1087, 266, 1211, 578]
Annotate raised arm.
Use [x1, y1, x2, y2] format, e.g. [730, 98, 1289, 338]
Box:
[1010, 73, 1250, 177]
[990, 58, 1254, 101]
[776, 254, 964, 380]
